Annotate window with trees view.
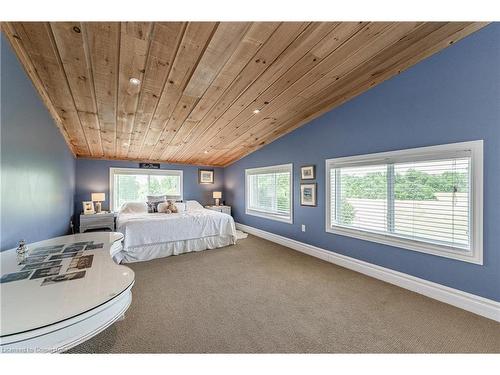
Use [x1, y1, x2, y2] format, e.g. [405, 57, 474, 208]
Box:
[326, 141, 483, 264]
[245, 164, 293, 223]
[110, 168, 183, 211]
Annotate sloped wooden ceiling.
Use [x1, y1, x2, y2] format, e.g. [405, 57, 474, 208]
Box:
[2, 22, 488, 166]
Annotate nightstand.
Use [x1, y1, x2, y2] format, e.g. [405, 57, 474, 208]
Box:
[205, 205, 231, 216]
[79, 212, 116, 233]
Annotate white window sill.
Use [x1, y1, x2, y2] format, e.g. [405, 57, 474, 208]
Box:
[326, 225, 482, 265]
[246, 209, 293, 224]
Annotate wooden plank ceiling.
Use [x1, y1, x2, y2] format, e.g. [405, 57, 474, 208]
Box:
[2, 22, 488, 166]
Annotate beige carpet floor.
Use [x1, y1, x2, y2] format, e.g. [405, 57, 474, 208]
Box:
[68, 235, 500, 353]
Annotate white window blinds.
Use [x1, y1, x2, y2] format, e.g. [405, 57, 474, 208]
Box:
[331, 164, 388, 233]
[392, 158, 470, 249]
[246, 164, 293, 223]
[326, 141, 483, 264]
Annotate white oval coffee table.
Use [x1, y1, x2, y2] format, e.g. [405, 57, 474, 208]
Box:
[0, 232, 134, 353]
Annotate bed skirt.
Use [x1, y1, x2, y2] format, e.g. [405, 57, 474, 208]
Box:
[112, 235, 236, 264]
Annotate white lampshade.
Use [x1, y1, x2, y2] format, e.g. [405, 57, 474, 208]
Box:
[212, 191, 222, 199]
[91, 193, 105, 202]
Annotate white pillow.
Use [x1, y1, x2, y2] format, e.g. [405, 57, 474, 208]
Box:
[120, 202, 148, 214]
[157, 202, 169, 213]
[175, 202, 186, 212]
[185, 200, 204, 211]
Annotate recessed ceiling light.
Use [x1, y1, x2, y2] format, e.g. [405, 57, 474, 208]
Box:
[204, 150, 209, 154]
[129, 78, 141, 85]
[253, 109, 261, 114]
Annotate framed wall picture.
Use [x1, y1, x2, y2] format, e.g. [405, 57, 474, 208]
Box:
[300, 183, 317, 207]
[82, 201, 95, 215]
[198, 169, 214, 184]
[301, 165, 315, 180]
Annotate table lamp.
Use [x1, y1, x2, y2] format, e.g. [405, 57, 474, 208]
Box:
[213, 191, 222, 206]
[91, 193, 106, 213]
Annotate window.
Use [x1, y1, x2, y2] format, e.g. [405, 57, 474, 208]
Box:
[245, 164, 293, 223]
[110, 168, 183, 211]
[326, 141, 483, 264]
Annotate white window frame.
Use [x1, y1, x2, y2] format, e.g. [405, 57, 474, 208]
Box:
[109, 167, 183, 211]
[325, 140, 483, 264]
[245, 163, 293, 224]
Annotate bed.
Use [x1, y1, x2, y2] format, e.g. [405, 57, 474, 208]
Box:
[112, 200, 237, 263]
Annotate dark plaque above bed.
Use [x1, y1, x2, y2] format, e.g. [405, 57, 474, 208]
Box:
[139, 163, 160, 169]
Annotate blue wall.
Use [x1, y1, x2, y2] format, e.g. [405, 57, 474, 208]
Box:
[1, 36, 76, 251]
[75, 158, 225, 216]
[225, 24, 500, 301]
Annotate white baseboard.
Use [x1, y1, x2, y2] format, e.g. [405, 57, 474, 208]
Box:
[236, 223, 500, 322]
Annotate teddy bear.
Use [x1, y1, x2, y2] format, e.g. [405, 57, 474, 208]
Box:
[165, 200, 178, 214]
[157, 200, 178, 214]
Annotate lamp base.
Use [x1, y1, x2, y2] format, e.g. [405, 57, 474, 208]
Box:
[95, 201, 102, 213]
[215, 198, 220, 206]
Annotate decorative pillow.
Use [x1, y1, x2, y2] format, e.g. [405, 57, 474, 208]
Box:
[147, 201, 163, 213]
[146, 195, 166, 213]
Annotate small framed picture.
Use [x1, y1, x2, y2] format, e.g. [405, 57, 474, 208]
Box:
[300, 183, 317, 207]
[83, 201, 95, 215]
[301, 165, 315, 180]
[199, 169, 214, 184]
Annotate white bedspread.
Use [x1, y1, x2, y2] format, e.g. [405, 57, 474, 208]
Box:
[116, 208, 237, 250]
